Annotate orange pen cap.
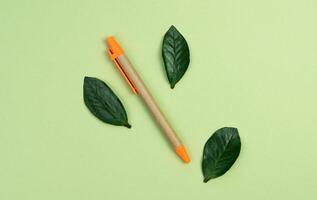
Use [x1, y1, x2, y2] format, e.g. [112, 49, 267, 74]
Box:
[106, 36, 138, 94]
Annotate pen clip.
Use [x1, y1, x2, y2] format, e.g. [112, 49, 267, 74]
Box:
[107, 49, 138, 94]
[106, 36, 138, 95]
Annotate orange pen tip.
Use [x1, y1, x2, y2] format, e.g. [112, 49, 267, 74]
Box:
[175, 144, 191, 163]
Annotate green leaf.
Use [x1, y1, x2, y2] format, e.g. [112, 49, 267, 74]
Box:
[162, 25, 190, 88]
[202, 127, 241, 182]
[83, 77, 131, 128]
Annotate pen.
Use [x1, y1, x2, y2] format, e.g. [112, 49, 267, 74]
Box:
[106, 36, 190, 163]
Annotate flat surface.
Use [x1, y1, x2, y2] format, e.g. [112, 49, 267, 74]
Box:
[1, 0, 317, 199]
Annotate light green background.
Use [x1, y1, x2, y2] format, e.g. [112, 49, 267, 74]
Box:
[1, 0, 317, 199]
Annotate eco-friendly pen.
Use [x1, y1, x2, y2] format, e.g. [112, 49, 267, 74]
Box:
[106, 36, 190, 163]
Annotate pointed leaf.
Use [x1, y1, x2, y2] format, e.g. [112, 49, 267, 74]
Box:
[83, 77, 131, 128]
[162, 25, 190, 88]
[202, 127, 241, 182]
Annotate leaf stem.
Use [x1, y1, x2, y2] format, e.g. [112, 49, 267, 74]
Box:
[124, 123, 132, 129]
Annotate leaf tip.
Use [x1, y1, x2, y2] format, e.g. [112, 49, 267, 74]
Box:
[124, 123, 132, 129]
[84, 76, 91, 81]
[84, 76, 95, 85]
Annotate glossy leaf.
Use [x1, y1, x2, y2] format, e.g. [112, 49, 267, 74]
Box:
[202, 127, 241, 182]
[83, 77, 131, 128]
[162, 25, 190, 88]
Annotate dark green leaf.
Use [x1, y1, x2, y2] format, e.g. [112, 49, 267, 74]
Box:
[83, 77, 131, 128]
[202, 127, 241, 182]
[162, 25, 190, 88]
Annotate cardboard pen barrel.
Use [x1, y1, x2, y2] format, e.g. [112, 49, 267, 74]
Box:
[116, 55, 182, 149]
